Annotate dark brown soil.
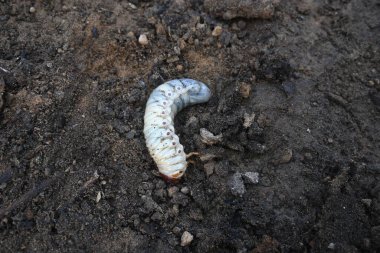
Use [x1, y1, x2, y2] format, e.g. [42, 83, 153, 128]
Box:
[1, 0, 380, 252]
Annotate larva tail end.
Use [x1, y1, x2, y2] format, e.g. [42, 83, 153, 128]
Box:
[159, 173, 182, 183]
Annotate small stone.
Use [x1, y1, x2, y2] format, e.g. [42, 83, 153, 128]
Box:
[204, 161, 215, 176]
[368, 80, 375, 87]
[127, 31, 135, 39]
[151, 212, 163, 221]
[156, 23, 166, 35]
[273, 148, 293, 165]
[128, 2, 137, 9]
[138, 34, 149, 45]
[212, 25, 223, 37]
[171, 192, 189, 206]
[181, 231, 194, 247]
[239, 82, 251, 98]
[327, 243, 335, 250]
[257, 114, 270, 127]
[327, 138, 333, 144]
[172, 204, 179, 216]
[29, 7, 36, 13]
[176, 64, 184, 72]
[243, 112, 256, 128]
[228, 172, 246, 196]
[154, 188, 167, 200]
[178, 39, 186, 50]
[281, 81, 296, 96]
[189, 208, 204, 221]
[57, 48, 64, 53]
[180, 187, 190, 194]
[361, 198, 372, 207]
[242, 172, 259, 184]
[126, 130, 136, 139]
[304, 152, 313, 160]
[166, 56, 179, 63]
[46, 62, 53, 68]
[168, 186, 179, 198]
[172, 226, 181, 235]
[96, 191, 101, 203]
[200, 128, 223, 145]
[174, 46, 181, 55]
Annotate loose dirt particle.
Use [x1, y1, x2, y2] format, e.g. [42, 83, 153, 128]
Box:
[138, 34, 149, 45]
[212, 26, 223, 37]
[200, 128, 223, 145]
[239, 82, 251, 98]
[181, 231, 194, 246]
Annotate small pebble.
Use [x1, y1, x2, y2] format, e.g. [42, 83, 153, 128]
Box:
[361, 198, 372, 207]
[327, 138, 333, 144]
[138, 34, 149, 45]
[29, 7, 36, 13]
[172, 204, 179, 216]
[239, 82, 251, 98]
[242, 172, 259, 184]
[204, 161, 215, 176]
[176, 64, 184, 72]
[212, 25, 223, 37]
[368, 80, 375, 87]
[156, 23, 166, 35]
[178, 39, 186, 50]
[127, 31, 135, 39]
[180, 187, 190, 194]
[96, 191, 101, 203]
[243, 112, 256, 128]
[151, 212, 163, 221]
[168, 186, 179, 198]
[172, 226, 181, 235]
[327, 242, 335, 250]
[181, 231, 194, 247]
[200, 128, 223, 145]
[273, 148, 293, 165]
[228, 172, 246, 196]
[46, 62, 53, 68]
[174, 46, 181, 55]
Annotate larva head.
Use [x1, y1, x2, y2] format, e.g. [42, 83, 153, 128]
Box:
[159, 168, 186, 183]
[158, 160, 187, 183]
[181, 79, 211, 104]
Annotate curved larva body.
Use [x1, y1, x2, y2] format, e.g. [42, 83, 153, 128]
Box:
[144, 79, 211, 181]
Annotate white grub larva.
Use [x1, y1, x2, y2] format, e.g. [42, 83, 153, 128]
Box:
[144, 79, 211, 182]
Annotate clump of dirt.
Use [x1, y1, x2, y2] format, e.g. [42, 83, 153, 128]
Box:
[0, 0, 379, 252]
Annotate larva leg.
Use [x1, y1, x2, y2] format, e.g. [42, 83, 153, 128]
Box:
[186, 152, 200, 159]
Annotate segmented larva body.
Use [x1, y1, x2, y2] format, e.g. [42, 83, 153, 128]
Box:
[144, 79, 211, 181]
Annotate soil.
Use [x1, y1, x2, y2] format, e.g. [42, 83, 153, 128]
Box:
[0, 0, 380, 252]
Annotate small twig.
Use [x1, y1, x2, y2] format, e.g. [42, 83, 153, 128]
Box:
[0, 176, 59, 219]
[0, 66, 9, 73]
[56, 171, 99, 212]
